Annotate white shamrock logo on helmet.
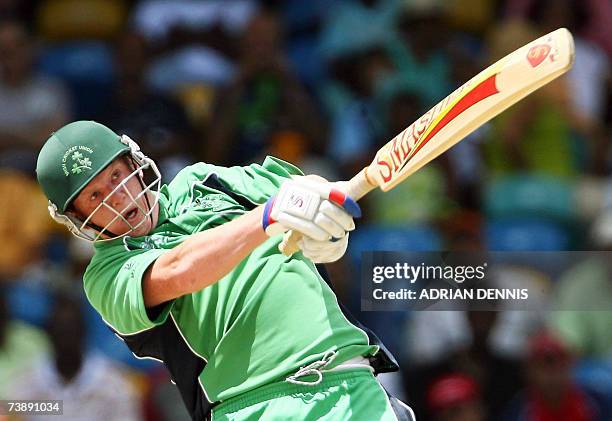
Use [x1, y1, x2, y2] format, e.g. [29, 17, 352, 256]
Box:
[70, 151, 92, 174]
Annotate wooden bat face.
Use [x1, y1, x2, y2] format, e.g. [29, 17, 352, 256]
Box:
[368, 28, 575, 192]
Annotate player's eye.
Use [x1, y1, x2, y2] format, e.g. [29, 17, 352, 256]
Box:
[111, 170, 121, 181]
[90, 191, 99, 201]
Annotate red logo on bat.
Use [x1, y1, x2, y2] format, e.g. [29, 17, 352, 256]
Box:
[527, 44, 551, 67]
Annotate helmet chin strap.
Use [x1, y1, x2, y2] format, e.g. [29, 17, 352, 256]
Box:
[132, 155, 155, 230]
[86, 221, 123, 240]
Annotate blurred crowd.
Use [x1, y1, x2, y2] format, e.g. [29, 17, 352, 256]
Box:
[0, 0, 610, 420]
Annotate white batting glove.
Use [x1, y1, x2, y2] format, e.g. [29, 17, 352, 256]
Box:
[262, 177, 360, 241]
[297, 233, 350, 263]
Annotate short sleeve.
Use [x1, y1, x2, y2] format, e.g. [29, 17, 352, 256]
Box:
[224, 156, 304, 203]
[258, 156, 304, 178]
[170, 156, 304, 205]
[84, 248, 171, 335]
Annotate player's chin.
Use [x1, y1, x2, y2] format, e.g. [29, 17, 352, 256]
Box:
[126, 215, 152, 237]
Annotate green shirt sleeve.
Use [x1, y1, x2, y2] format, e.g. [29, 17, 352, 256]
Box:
[84, 247, 172, 335]
[226, 156, 304, 203]
[176, 156, 304, 205]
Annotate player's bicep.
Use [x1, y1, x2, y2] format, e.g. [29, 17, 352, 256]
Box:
[142, 255, 187, 308]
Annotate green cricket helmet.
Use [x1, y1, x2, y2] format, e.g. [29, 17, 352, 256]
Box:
[36, 120, 162, 242]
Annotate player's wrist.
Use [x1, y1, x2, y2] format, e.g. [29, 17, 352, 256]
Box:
[262, 195, 278, 234]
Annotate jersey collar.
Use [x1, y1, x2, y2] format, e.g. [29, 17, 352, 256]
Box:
[154, 187, 170, 227]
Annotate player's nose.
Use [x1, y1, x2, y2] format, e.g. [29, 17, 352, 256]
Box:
[107, 184, 129, 210]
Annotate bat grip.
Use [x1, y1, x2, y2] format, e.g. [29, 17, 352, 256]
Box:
[279, 168, 374, 256]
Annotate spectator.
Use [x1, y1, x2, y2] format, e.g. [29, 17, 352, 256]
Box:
[481, 20, 581, 178]
[384, 2, 452, 107]
[427, 373, 485, 421]
[527, 0, 610, 174]
[318, 0, 401, 70]
[9, 292, 142, 421]
[502, 331, 602, 421]
[404, 309, 524, 420]
[131, 0, 257, 47]
[264, 127, 339, 181]
[101, 30, 194, 181]
[322, 43, 392, 177]
[505, 0, 612, 56]
[206, 7, 326, 166]
[132, 1, 257, 107]
[0, 19, 69, 175]
[316, 1, 402, 178]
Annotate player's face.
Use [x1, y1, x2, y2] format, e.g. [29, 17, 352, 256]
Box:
[72, 157, 155, 238]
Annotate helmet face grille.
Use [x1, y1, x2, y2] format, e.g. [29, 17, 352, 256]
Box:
[78, 156, 162, 242]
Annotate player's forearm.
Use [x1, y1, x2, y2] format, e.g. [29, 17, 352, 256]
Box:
[143, 206, 267, 307]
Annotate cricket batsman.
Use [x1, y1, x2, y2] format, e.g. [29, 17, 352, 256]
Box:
[35, 121, 415, 420]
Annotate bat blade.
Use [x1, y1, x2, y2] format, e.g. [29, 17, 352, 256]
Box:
[368, 27, 574, 192]
[279, 27, 574, 256]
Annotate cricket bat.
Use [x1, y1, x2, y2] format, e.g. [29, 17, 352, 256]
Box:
[280, 27, 575, 255]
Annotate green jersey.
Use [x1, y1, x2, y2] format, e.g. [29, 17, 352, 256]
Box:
[83, 157, 378, 406]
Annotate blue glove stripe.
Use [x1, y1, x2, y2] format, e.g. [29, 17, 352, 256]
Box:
[328, 188, 361, 218]
[342, 196, 361, 218]
[262, 196, 276, 230]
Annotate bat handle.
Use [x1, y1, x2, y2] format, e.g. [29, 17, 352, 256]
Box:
[279, 168, 375, 256]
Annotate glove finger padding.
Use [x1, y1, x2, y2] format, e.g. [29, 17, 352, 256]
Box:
[272, 212, 331, 241]
[298, 233, 349, 263]
[318, 200, 355, 232]
[313, 209, 347, 239]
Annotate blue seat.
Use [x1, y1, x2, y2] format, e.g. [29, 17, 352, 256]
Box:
[347, 223, 442, 272]
[287, 35, 326, 88]
[6, 282, 53, 328]
[574, 360, 612, 418]
[37, 41, 115, 118]
[484, 175, 575, 221]
[348, 224, 443, 259]
[485, 218, 569, 251]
